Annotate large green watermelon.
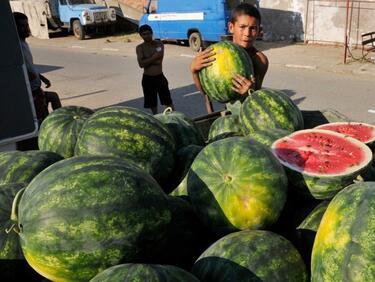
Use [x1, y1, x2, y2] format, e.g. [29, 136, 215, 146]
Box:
[311, 182, 375, 282]
[272, 129, 373, 199]
[240, 89, 304, 134]
[0, 151, 63, 185]
[0, 183, 44, 281]
[199, 41, 254, 103]
[90, 263, 199, 282]
[208, 115, 243, 142]
[146, 196, 214, 270]
[16, 156, 171, 282]
[38, 106, 94, 158]
[74, 106, 176, 183]
[188, 137, 288, 235]
[154, 109, 204, 149]
[192, 230, 308, 282]
[167, 145, 203, 194]
[0, 183, 25, 260]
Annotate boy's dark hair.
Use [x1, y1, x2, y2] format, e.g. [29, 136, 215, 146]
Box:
[139, 24, 153, 34]
[13, 12, 28, 22]
[230, 3, 261, 24]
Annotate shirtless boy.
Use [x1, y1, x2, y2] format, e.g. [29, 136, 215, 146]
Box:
[136, 25, 174, 114]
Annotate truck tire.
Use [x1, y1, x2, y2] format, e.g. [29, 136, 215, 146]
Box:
[72, 20, 85, 40]
[189, 32, 203, 52]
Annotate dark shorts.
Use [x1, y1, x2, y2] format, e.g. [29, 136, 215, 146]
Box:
[142, 73, 172, 108]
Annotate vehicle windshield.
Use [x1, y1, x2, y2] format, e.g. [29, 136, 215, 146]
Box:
[68, 0, 96, 5]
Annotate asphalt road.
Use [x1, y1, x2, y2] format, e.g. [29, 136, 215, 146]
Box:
[31, 41, 375, 123]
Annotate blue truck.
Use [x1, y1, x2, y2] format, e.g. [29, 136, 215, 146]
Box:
[46, 0, 117, 39]
[140, 0, 242, 51]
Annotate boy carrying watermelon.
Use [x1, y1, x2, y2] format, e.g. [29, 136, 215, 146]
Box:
[190, 3, 268, 113]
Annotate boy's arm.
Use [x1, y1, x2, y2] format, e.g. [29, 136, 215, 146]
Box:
[39, 74, 51, 88]
[136, 44, 163, 69]
[190, 47, 216, 113]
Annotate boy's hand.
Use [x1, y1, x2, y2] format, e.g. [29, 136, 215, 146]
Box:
[231, 74, 256, 95]
[44, 78, 51, 88]
[190, 47, 216, 73]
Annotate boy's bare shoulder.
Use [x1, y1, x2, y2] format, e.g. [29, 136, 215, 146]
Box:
[136, 42, 145, 50]
[255, 50, 269, 67]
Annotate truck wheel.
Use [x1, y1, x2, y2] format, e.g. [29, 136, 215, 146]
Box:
[72, 20, 85, 40]
[189, 32, 203, 52]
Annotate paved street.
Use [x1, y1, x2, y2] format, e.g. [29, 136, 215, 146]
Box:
[30, 35, 375, 122]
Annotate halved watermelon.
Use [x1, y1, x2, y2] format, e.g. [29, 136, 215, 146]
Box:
[271, 129, 373, 199]
[315, 122, 375, 148]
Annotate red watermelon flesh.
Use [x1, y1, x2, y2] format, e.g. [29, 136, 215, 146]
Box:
[272, 129, 372, 176]
[315, 122, 375, 144]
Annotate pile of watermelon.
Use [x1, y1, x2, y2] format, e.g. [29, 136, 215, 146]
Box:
[1, 41, 375, 281]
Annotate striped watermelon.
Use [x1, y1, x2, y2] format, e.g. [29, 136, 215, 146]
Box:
[0, 151, 63, 185]
[199, 41, 254, 103]
[167, 145, 203, 194]
[0, 183, 45, 281]
[154, 109, 204, 149]
[188, 137, 288, 234]
[38, 106, 94, 158]
[16, 156, 171, 282]
[75, 106, 176, 183]
[311, 182, 375, 281]
[248, 128, 290, 147]
[208, 115, 243, 142]
[192, 230, 308, 282]
[297, 201, 330, 233]
[240, 89, 304, 134]
[90, 264, 199, 282]
[272, 129, 373, 199]
[0, 183, 25, 260]
[146, 196, 214, 270]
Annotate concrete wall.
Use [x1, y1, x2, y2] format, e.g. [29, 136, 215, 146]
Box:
[259, 0, 375, 45]
[10, 0, 49, 39]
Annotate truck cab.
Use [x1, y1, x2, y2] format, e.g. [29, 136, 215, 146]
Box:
[47, 0, 117, 39]
[139, 0, 241, 51]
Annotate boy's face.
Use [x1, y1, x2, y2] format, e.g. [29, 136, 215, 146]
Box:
[140, 30, 153, 43]
[228, 15, 259, 49]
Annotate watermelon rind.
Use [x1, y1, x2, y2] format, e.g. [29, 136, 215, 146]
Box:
[248, 128, 290, 147]
[154, 109, 204, 150]
[0, 151, 63, 185]
[38, 106, 94, 158]
[90, 263, 199, 282]
[17, 156, 171, 282]
[297, 201, 330, 232]
[272, 129, 373, 199]
[188, 137, 288, 234]
[208, 115, 243, 143]
[240, 89, 304, 134]
[192, 230, 308, 282]
[199, 41, 254, 103]
[311, 182, 375, 282]
[74, 106, 176, 183]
